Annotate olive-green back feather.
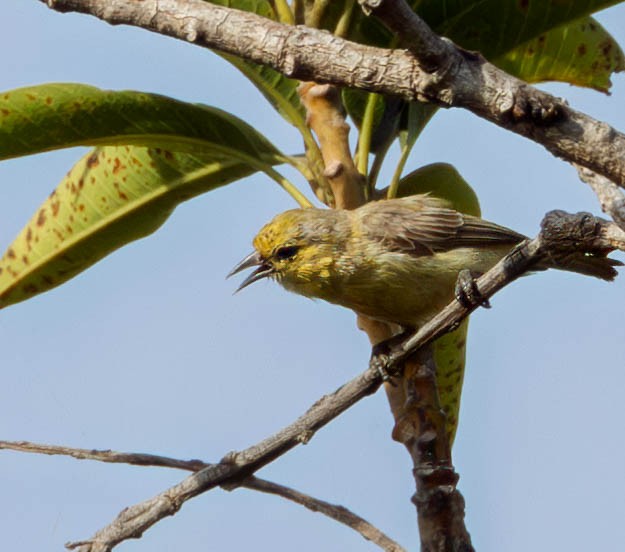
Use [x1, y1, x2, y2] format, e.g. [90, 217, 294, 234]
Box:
[359, 195, 525, 256]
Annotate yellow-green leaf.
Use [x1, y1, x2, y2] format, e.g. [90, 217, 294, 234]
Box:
[385, 163, 481, 217]
[0, 83, 283, 165]
[389, 161, 481, 444]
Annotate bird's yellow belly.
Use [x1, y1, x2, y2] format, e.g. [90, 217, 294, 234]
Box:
[329, 247, 508, 328]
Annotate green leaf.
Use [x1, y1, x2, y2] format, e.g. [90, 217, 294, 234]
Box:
[416, 0, 623, 61]
[345, 1, 624, 138]
[397, 103, 437, 151]
[496, 17, 625, 92]
[220, 54, 306, 133]
[0, 146, 257, 309]
[0, 83, 306, 308]
[389, 162, 481, 217]
[0, 83, 283, 165]
[433, 320, 470, 445]
[408, 2, 625, 89]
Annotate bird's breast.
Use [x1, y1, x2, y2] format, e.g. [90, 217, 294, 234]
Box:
[315, 247, 506, 327]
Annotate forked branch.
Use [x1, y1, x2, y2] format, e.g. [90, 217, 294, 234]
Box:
[0, 440, 405, 552]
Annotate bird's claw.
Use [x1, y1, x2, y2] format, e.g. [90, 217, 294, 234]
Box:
[369, 353, 396, 385]
[369, 330, 413, 385]
[455, 269, 491, 309]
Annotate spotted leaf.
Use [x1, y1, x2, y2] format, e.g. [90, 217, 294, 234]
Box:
[0, 146, 257, 309]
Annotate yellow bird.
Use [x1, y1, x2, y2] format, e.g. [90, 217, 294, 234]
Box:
[230, 195, 619, 439]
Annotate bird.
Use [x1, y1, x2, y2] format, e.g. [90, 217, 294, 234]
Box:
[229, 195, 620, 440]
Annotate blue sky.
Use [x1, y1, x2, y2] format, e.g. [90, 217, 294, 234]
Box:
[2, 2, 625, 551]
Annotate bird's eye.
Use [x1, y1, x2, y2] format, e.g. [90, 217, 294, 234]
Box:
[274, 245, 299, 261]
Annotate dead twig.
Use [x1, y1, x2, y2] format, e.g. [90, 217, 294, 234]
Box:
[0, 440, 405, 552]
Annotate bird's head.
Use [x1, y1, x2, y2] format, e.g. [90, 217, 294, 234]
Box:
[229, 208, 344, 296]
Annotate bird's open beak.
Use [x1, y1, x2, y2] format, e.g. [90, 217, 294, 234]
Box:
[227, 251, 274, 292]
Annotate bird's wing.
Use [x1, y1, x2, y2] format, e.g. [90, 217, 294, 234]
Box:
[359, 196, 525, 255]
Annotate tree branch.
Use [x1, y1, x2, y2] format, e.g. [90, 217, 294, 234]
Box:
[358, 0, 451, 71]
[17, 3, 625, 549]
[378, 211, 624, 371]
[577, 165, 625, 231]
[298, 82, 366, 209]
[39, 0, 625, 188]
[365, 209, 621, 550]
[395, 348, 473, 551]
[60, 367, 383, 551]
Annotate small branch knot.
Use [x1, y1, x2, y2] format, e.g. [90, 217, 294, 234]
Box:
[537, 210, 621, 280]
[541, 210, 604, 250]
[220, 450, 240, 465]
[296, 430, 315, 444]
[509, 89, 565, 125]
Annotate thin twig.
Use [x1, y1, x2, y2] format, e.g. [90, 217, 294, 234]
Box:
[577, 165, 625, 231]
[0, 440, 405, 552]
[63, 369, 384, 551]
[39, 0, 625, 188]
[0, 440, 207, 471]
[240, 477, 408, 552]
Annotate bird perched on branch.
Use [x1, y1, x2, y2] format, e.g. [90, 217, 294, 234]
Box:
[229, 195, 620, 440]
[231, 195, 618, 324]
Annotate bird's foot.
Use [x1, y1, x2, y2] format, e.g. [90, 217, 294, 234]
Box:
[455, 269, 491, 309]
[369, 330, 411, 384]
[369, 354, 396, 385]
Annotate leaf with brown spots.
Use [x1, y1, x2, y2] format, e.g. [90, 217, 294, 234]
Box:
[0, 83, 284, 166]
[0, 83, 308, 308]
[496, 17, 625, 92]
[0, 146, 258, 309]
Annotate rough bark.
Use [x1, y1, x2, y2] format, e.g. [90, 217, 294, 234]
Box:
[40, 0, 625, 188]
